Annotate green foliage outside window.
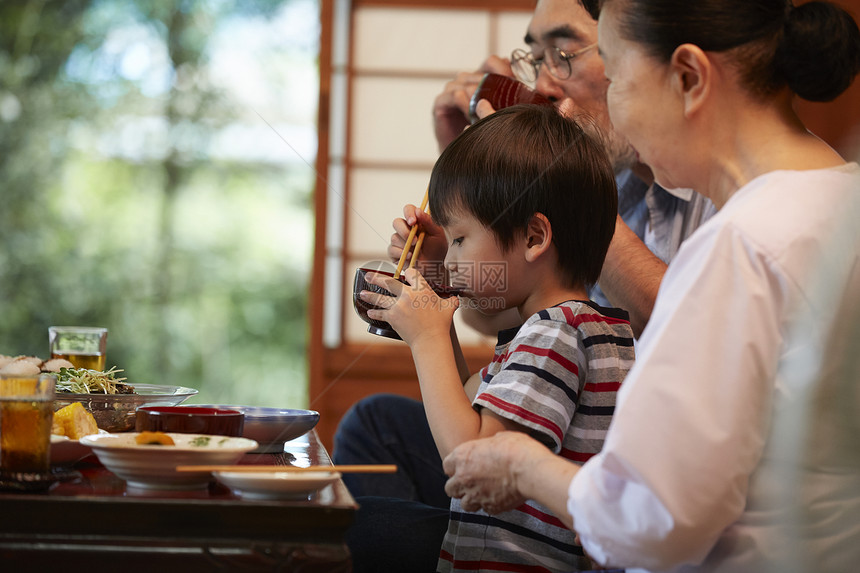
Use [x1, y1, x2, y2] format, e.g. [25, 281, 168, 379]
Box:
[0, 0, 318, 409]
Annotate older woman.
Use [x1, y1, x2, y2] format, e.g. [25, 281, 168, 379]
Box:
[443, 1, 860, 571]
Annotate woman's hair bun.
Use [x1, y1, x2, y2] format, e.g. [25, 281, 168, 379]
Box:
[777, 1, 860, 102]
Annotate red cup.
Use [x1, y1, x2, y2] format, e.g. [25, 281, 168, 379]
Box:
[469, 73, 553, 122]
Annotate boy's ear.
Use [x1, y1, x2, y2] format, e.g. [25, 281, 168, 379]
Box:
[524, 213, 553, 262]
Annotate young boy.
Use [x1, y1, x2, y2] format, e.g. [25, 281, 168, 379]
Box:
[362, 105, 635, 572]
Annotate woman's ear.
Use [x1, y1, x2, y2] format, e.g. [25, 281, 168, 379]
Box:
[670, 43, 711, 118]
[524, 213, 553, 262]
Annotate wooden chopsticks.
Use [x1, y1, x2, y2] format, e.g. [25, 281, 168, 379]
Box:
[175, 464, 397, 474]
[394, 188, 430, 277]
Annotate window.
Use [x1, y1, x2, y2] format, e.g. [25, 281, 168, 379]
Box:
[0, 1, 319, 408]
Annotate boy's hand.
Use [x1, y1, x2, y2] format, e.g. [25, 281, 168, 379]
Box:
[388, 204, 448, 272]
[362, 268, 459, 346]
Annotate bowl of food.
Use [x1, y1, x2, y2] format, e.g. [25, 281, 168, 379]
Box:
[81, 432, 259, 490]
[0, 356, 198, 433]
[190, 405, 320, 453]
[53, 367, 198, 432]
[136, 406, 244, 437]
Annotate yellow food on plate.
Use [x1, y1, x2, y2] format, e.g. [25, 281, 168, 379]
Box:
[52, 402, 99, 439]
[135, 431, 175, 446]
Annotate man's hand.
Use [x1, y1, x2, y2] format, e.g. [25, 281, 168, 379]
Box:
[433, 56, 513, 151]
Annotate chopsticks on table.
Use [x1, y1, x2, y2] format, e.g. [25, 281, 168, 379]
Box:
[175, 464, 397, 474]
[394, 187, 430, 278]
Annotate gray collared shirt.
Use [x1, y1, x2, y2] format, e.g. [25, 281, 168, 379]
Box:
[591, 169, 716, 307]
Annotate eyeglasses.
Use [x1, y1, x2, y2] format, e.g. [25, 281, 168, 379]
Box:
[510, 43, 597, 83]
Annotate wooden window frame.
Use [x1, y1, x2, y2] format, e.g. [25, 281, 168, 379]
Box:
[309, 0, 535, 448]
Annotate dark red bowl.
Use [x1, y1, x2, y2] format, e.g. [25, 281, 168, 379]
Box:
[353, 267, 403, 340]
[469, 73, 553, 122]
[352, 267, 465, 340]
[135, 406, 244, 437]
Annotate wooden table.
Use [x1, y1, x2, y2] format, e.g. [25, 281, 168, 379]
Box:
[0, 430, 357, 572]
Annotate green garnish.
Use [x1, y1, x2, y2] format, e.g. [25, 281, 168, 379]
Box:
[55, 366, 129, 394]
[190, 436, 211, 447]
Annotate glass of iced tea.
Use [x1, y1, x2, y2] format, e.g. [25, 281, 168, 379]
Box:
[0, 373, 56, 483]
[48, 326, 108, 370]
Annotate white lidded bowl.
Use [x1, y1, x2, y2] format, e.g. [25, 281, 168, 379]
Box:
[81, 432, 258, 490]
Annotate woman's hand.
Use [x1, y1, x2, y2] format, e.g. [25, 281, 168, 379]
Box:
[362, 268, 459, 346]
[442, 432, 533, 514]
[444, 431, 579, 528]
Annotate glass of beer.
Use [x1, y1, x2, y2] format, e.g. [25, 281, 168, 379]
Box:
[0, 373, 57, 483]
[48, 326, 108, 370]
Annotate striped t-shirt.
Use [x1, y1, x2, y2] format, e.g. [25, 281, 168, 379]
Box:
[438, 300, 635, 573]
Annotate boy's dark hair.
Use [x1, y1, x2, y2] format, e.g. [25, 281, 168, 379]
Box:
[429, 104, 617, 289]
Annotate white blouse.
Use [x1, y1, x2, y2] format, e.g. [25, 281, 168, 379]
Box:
[568, 164, 860, 572]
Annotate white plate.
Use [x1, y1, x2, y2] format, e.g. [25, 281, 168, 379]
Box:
[215, 470, 341, 500]
[81, 432, 258, 490]
[50, 430, 108, 466]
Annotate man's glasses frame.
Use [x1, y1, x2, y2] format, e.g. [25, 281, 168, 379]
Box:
[510, 43, 597, 83]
